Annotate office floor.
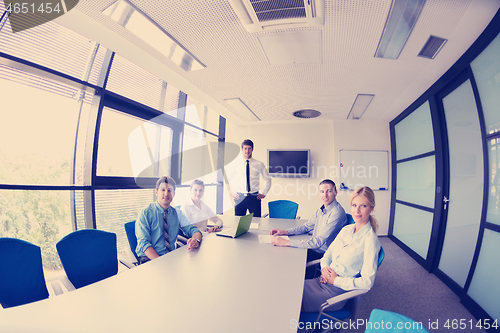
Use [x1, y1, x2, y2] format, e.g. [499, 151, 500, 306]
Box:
[299, 236, 486, 333]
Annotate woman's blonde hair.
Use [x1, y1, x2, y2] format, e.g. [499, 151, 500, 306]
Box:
[349, 186, 378, 232]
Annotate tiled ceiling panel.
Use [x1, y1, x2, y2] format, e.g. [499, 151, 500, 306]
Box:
[70, 0, 498, 124]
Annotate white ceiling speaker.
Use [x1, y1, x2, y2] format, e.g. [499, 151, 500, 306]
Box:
[293, 109, 321, 119]
[229, 0, 325, 33]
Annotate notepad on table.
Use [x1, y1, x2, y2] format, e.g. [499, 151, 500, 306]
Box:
[258, 235, 289, 244]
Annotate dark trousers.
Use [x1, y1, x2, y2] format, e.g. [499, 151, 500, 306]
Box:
[306, 249, 324, 262]
[235, 193, 261, 217]
[138, 256, 151, 264]
[305, 249, 324, 279]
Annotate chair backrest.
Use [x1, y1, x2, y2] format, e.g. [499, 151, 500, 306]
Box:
[346, 213, 355, 224]
[354, 246, 384, 278]
[268, 200, 299, 219]
[0, 238, 49, 308]
[365, 309, 430, 332]
[56, 229, 118, 289]
[124, 221, 139, 262]
[378, 246, 385, 267]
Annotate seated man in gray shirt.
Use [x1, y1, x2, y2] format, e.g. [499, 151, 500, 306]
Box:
[270, 179, 347, 262]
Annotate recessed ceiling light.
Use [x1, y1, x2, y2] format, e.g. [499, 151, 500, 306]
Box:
[103, 0, 205, 71]
[293, 109, 321, 119]
[374, 0, 426, 59]
[347, 94, 375, 120]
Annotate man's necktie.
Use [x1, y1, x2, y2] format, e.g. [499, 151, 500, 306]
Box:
[163, 210, 172, 253]
[246, 160, 250, 192]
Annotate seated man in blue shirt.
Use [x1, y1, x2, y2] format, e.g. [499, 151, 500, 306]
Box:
[136, 176, 202, 264]
[270, 179, 347, 262]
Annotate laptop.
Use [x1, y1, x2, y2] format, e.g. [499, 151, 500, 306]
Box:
[216, 213, 254, 238]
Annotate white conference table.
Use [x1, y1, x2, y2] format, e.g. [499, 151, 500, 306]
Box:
[0, 216, 309, 333]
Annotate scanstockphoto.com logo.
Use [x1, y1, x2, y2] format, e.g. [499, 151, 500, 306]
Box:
[3, 0, 79, 33]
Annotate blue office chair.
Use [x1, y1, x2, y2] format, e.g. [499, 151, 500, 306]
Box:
[346, 213, 355, 225]
[364, 309, 430, 332]
[124, 221, 140, 266]
[174, 205, 189, 247]
[56, 229, 118, 289]
[0, 238, 50, 308]
[267, 200, 299, 219]
[300, 246, 385, 332]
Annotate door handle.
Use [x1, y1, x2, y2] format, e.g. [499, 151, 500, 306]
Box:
[443, 196, 449, 210]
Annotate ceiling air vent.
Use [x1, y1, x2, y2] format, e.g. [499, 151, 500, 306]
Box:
[418, 35, 447, 59]
[293, 109, 321, 119]
[229, 0, 324, 33]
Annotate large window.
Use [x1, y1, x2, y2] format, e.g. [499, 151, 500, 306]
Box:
[95, 189, 153, 261]
[0, 65, 92, 186]
[0, 189, 72, 270]
[0, 4, 105, 83]
[106, 54, 164, 110]
[186, 95, 221, 135]
[0, 2, 226, 284]
[182, 105, 220, 185]
[97, 107, 173, 178]
[0, 64, 93, 271]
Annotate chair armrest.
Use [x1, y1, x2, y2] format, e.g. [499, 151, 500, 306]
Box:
[306, 259, 321, 269]
[58, 275, 76, 292]
[119, 258, 135, 269]
[324, 289, 369, 307]
[177, 235, 188, 245]
[50, 280, 64, 296]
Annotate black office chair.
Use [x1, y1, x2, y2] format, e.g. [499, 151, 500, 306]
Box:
[0, 238, 50, 308]
[56, 229, 118, 289]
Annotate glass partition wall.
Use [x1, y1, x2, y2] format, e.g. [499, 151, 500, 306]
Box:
[389, 15, 500, 326]
[392, 102, 436, 264]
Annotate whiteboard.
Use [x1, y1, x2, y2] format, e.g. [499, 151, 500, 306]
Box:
[339, 150, 389, 191]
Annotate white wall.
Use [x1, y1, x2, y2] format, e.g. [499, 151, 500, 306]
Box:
[224, 118, 391, 235]
[332, 120, 391, 235]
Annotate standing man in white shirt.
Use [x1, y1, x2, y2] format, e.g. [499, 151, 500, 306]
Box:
[229, 139, 272, 217]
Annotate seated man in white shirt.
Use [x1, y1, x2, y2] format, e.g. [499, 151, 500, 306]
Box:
[270, 179, 347, 262]
[181, 179, 223, 233]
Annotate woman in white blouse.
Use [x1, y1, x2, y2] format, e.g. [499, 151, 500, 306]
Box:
[301, 186, 381, 312]
[181, 179, 223, 233]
